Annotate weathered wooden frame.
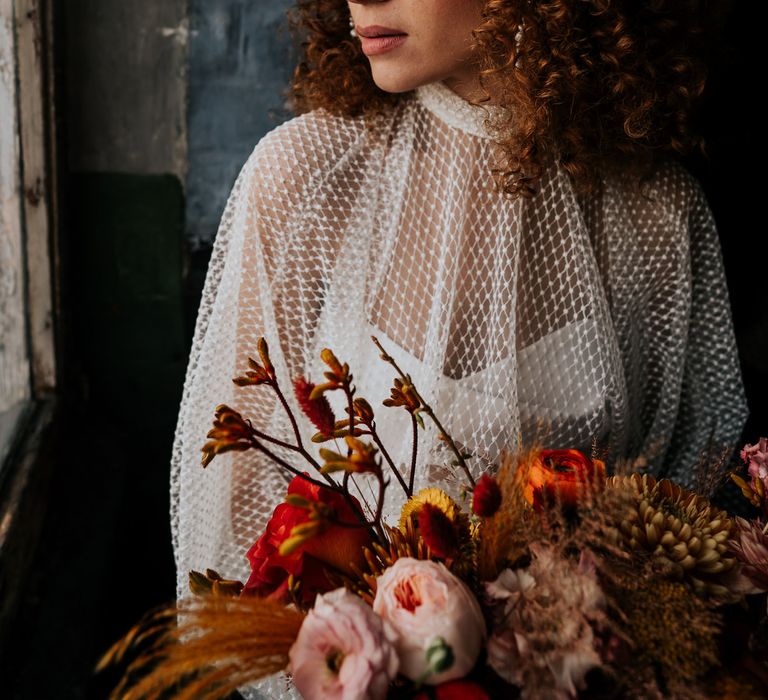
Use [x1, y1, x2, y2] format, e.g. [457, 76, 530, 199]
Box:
[15, 0, 57, 395]
[0, 0, 58, 460]
[0, 0, 60, 656]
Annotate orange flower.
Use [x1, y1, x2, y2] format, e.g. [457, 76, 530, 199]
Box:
[523, 449, 606, 512]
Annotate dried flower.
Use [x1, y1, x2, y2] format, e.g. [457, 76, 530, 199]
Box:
[731, 471, 765, 511]
[726, 516, 768, 593]
[232, 337, 276, 387]
[607, 473, 736, 597]
[200, 404, 253, 467]
[97, 595, 305, 700]
[319, 435, 381, 475]
[472, 474, 502, 517]
[418, 504, 459, 559]
[293, 375, 337, 437]
[400, 488, 473, 575]
[288, 588, 398, 700]
[188, 568, 244, 598]
[309, 348, 351, 399]
[353, 397, 376, 424]
[382, 376, 421, 413]
[616, 572, 721, 684]
[484, 543, 606, 699]
[399, 488, 464, 532]
[476, 449, 539, 581]
[373, 558, 486, 684]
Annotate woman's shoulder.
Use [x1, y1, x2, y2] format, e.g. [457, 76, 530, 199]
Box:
[241, 108, 372, 194]
[223, 108, 376, 234]
[607, 158, 712, 251]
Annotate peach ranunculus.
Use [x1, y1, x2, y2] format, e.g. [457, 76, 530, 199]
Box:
[372, 558, 486, 684]
[523, 448, 606, 511]
[288, 588, 399, 700]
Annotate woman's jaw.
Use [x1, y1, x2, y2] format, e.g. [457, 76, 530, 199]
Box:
[348, 0, 485, 100]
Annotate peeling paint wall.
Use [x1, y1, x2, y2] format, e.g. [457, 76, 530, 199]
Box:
[186, 0, 296, 249]
[0, 1, 31, 412]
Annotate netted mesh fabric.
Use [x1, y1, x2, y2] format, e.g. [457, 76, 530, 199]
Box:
[169, 80, 748, 699]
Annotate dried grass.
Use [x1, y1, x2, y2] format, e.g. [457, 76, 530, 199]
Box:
[96, 595, 304, 700]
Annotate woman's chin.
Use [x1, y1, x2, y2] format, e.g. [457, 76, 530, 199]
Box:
[370, 68, 436, 95]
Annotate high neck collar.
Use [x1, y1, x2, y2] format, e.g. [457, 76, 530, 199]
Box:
[414, 80, 505, 140]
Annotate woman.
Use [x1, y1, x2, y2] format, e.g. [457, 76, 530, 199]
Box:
[171, 2, 748, 696]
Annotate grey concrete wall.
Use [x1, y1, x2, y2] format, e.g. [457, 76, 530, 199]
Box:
[186, 0, 297, 249]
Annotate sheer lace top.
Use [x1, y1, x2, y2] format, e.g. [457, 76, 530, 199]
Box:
[169, 81, 748, 700]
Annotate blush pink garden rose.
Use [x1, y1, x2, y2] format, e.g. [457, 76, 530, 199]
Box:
[372, 557, 486, 684]
[288, 588, 398, 700]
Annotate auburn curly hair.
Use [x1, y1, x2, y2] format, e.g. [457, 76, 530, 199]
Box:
[287, 0, 727, 199]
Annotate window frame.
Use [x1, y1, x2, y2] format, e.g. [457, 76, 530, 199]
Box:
[0, 0, 60, 651]
[0, 0, 58, 475]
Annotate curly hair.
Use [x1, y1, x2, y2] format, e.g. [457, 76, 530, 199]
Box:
[287, 0, 725, 199]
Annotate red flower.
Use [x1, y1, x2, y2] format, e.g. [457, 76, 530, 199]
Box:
[523, 449, 606, 512]
[418, 503, 459, 559]
[413, 680, 490, 700]
[293, 375, 336, 437]
[472, 474, 502, 517]
[242, 475, 372, 605]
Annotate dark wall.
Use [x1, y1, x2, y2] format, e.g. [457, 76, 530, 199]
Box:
[186, 0, 296, 251]
[684, 7, 766, 447]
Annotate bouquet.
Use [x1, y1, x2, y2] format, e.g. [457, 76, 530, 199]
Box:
[99, 336, 768, 699]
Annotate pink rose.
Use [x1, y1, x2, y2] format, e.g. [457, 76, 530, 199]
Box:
[288, 588, 398, 700]
[373, 558, 486, 684]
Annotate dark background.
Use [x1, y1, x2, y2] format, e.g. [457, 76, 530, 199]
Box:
[1, 2, 765, 698]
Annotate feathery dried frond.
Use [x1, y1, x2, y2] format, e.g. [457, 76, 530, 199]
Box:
[97, 595, 304, 700]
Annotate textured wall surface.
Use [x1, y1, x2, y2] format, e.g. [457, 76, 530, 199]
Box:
[65, 0, 188, 176]
[186, 0, 296, 249]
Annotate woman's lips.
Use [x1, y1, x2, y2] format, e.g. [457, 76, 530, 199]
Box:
[356, 26, 408, 56]
[359, 33, 408, 56]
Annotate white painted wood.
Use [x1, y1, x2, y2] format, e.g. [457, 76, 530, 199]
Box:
[0, 0, 31, 412]
[15, 0, 56, 393]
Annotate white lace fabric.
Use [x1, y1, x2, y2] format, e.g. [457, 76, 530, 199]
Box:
[169, 80, 749, 699]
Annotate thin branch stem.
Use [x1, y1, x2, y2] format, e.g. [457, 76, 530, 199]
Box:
[344, 382, 355, 456]
[248, 436, 335, 492]
[372, 471, 387, 541]
[247, 436, 379, 540]
[370, 335, 476, 488]
[409, 412, 418, 496]
[271, 379, 305, 451]
[368, 425, 409, 496]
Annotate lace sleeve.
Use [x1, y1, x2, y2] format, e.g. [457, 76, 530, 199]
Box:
[170, 109, 371, 700]
[657, 176, 749, 487]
